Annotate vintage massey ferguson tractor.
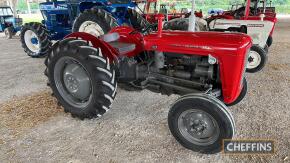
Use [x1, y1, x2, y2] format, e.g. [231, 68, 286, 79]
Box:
[45, 14, 252, 153]
[0, 6, 22, 39]
[163, 0, 274, 73]
[208, 0, 277, 47]
[20, 0, 148, 57]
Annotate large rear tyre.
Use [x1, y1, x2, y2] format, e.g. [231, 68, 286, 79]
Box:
[20, 22, 51, 57]
[72, 8, 118, 37]
[266, 35, 273, 47]
[246, 45, 267, 73]
[163, 18, 202, 31]
[126, 8, 149, 30]
[45, 38, 117, 119]
[168, 94, 235, 154]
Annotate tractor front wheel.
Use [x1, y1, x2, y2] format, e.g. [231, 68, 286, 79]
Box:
[266, 35, 273, 47]
[4, 27, 13, 39]
[246, 45, 267, 73]
[168, 94, 235, 154]
[20, 22, 51, 57]
[72, 8, 118, 37]
[45, 38, 117, 119]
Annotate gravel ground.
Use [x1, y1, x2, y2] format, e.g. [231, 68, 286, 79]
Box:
[0, 18, 290, 162]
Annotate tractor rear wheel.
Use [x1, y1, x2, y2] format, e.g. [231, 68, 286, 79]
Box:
[72, 8, 118, 37]
[126, 8, 149, 30]
[4, 27, 13, 39]
[168, 94, 235, 154]
[246, 45, 267, 73]
[20, 22, 51, 57]
[45, 38, 117, 119]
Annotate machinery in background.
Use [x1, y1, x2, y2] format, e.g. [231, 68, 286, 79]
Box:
[20, 0, 147, 58]
[0, 6, 22, 39]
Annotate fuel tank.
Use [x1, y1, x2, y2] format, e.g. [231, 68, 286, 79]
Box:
[144, 31, 252, 56]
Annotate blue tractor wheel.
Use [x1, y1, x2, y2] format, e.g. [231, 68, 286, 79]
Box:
[4, 27, 13, 39]
[20, 22, 52, 58]
[72, 8, 119, 37]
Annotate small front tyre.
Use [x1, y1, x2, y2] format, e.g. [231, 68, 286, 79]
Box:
[45, 38, 117, 119]
[168, 94, 235, 154]
[4, 27, 13, 39]
[246, 45, 267, 73]
[20, 22, 51, 57]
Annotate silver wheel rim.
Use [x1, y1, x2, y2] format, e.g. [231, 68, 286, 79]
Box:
[54, 56, 93, 108]
[247, 50, 261, 69]
[178, 109, 220, 146]
[24, 30, 40, 53]
[79, 21, 104, 37]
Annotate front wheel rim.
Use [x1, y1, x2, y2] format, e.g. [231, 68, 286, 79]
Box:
[24, 30, 40, 53]
[247, 50, 261, 69]
[79, 21, 104, 37]
[54, 56, 93, 108]
[178, 109, 220, 146]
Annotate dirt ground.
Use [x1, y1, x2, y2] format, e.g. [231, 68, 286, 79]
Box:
[0, 17, 290, 163]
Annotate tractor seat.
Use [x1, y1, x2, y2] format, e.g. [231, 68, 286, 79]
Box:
[101, 32, 120, 43]
[101, 32, 136, 55]
[108, 41, 136, 55]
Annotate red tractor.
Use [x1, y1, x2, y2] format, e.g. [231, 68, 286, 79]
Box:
[138, 0, 191, 23]
[45, 14, 252, 153]
[208, 0, 277, 47]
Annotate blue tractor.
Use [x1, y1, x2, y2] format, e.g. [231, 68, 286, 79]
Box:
[0, 6, 22, 39]
[20, 0, 148, 57]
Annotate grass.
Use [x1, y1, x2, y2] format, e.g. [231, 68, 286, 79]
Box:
[19, 14, 43, 24]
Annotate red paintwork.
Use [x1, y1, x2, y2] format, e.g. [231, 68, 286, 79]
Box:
[64, 32, 119, 62]
[66, 19, 252, 104]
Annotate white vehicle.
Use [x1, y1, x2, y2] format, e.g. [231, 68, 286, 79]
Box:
[164, 0, 275, 73]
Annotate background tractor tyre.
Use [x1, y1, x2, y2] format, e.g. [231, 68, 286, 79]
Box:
[168, 94, 235, 154]
[163, 18, 188, 31]
[266, 35, 273, 47]
[72, 8, 118, 37]
[226, 78, 247, 106]
[163, 18, 201, 31]
[46, 38, 117, 119]
[20, 22, 51, 58]
[246, 45, 267, 73]
[4, 27, 13, 39]
[126, 8, 149, 30]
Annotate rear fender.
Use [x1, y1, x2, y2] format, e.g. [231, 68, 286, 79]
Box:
[65, 32, 119, 64]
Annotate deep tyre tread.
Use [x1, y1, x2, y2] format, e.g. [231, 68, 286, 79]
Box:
[168, 94, 235, 154]
[163, 18, 189, 31]
[246, 45, 268, 73]
[72, 8, 118, 34]
[20, 22, 52, 57]
[46, 38, 117, 119]
[126, 8, 149, 30]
